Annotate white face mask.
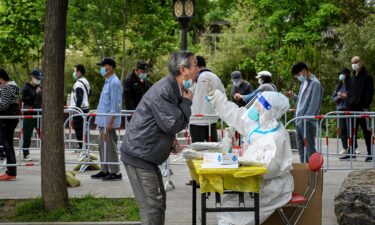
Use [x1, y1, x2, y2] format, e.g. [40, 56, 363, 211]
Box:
[258, 78, 263, 85]
[33, 79, 41, 85]
[352, 63, 360, 71]
[233, 80, 240, 87]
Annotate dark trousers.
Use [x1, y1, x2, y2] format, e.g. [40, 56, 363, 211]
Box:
[190, 124, 218, 142]
[22, 117, 41, 156]
[350, 118, 371, 155]
[296, 121, 316, 163]
[1, 119, 19, 176]
[339, 117, 349, 150]
[73, 109, 89, 149]
[0, 128, 4, 157]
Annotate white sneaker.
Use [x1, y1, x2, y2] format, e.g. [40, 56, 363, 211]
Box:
[23, 155, 33, 162]
[355, 149, 361, 154]
[339, 149, 347, 155]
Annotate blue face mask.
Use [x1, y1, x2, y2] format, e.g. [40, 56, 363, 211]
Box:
[246, 106, 259, 121]
[100, 67, 107, 76]
[139, 73, 147, 80]
[183, 79, 192, 89]
[339, 74, 345, 81]
[297, 75, 305, 82]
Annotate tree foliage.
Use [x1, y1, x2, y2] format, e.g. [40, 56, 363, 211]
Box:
[0, 0, 44, 77]
[0, 0, 374, 112]
[197, 0, 375, 112]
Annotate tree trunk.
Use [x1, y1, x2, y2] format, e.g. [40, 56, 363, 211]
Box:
[120, 0, 128, 84]
[41, 0, 69, 211]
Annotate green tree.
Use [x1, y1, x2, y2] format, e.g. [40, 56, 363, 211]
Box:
[0, 0, 44, 77]
[338, 14, 375, 74]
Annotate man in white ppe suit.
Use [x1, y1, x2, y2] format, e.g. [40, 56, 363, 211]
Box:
[205, 79, 294, 225]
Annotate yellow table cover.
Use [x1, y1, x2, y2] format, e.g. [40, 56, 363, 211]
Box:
[186, 159, 267, 194]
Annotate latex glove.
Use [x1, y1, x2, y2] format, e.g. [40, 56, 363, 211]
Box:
[202, 78, 215, 96]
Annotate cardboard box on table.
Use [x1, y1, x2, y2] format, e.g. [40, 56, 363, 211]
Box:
[262, 163, 323, 225]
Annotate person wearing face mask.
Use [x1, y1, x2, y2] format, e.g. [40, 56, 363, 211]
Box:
[70, 64, 91, 150]
[230, 71, 253, 107]
[344, 56, 374, 162]
[204, 80, 293, 225]
[189, 55, 225, 144]
[21, 69, 43, 161]
[287, 62, 323, 163]
[91, 57, 123, 181]
[120, 51, 195, 224]
[332, 68, 351, 155]
[235, 71, 277, 104]
[124, 60, 152, 113]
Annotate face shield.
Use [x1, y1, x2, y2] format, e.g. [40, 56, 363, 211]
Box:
[241, 92, 290, 142]
[241, 92, 272, 124]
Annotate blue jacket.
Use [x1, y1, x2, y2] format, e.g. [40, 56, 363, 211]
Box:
[294, 75, 323, 126]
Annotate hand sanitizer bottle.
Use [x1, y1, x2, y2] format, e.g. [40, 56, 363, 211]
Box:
[222, 128, 232, 153]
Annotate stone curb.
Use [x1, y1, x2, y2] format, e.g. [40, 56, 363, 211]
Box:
[0, 222, 141, 225]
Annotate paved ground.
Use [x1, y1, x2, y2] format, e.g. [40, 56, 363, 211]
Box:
[1, 138, 374, 225]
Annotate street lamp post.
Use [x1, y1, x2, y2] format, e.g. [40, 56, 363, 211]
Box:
[173, 0, 195, 50]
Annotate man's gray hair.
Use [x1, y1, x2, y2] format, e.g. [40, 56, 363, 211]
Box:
[168, 51, 195, 76]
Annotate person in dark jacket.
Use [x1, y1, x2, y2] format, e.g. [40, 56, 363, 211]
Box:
[332, 68, 350, 154]
[333, 68, 351, 155]
[341, 56, 374, 162]
[230, 70, 253, 107]
[120, 51, 196, 224]
[21, 69, 42, 161]
[123, 60, 152, 111]
[0, 68, 20, 181]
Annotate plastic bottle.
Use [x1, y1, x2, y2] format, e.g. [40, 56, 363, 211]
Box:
[222, 128, 233, 153]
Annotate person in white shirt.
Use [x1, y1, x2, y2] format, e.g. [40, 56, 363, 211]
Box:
[189, 55, 225, 143]
[70, 64, 91, 150]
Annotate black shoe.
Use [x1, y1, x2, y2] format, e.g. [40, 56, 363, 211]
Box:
[365, 156, 373, 162]
[339, 155, 356, 161]
[102, 173, 122, 181]
[91, 171, 109, 179]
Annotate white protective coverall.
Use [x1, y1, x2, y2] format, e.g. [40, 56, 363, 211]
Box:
[206, 88, 294, 225]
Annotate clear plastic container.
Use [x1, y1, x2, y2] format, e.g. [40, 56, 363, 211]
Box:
[222, 128, 233, 153]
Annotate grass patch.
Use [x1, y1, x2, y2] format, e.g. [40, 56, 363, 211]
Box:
[0, 195, 139, 222]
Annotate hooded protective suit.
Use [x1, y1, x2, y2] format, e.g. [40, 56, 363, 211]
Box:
[206, 88, 294, 225]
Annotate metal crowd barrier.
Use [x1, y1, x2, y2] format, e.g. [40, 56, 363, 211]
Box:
[318, 111, 375, 170]
[63, 111, 134, 170]
[3, 108, 375, 192]
[284, 112, 375, 170]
